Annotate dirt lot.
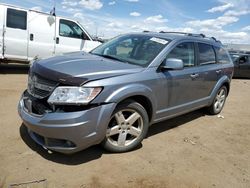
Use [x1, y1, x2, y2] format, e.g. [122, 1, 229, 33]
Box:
[0, 65, 250, 188]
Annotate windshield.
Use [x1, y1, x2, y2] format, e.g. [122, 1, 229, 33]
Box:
[91, 34, 169, 67]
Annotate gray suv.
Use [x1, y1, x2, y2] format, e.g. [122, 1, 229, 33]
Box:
[18, 32, 234, 154]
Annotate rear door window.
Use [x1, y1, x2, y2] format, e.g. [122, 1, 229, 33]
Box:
[6, 8, 27, 30]
[166, 42, 195, 67]
[198, 43, 216, 65]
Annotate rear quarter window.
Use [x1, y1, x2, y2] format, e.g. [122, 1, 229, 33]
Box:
[198, 43, 216, 65]
[215, 47, 231, 64]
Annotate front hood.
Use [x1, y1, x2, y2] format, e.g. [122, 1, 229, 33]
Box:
[31, 52, 144, 86]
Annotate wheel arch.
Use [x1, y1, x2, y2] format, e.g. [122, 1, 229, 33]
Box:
[104, 84, 157, 123]
[209, 76, 231, 105]
[118, 95, 153, 123]
[222, 82, 230, 96]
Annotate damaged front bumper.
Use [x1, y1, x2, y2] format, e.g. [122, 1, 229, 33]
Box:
[18, 91, 116, 154]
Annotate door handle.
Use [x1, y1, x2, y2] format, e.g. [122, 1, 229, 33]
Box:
[190, 73, 199, 79]
[216, 70, 222, 74]
[56, 37, 59, 44]
[30, 33, 34, 41]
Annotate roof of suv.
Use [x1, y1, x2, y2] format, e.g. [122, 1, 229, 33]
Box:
[128, 31, 222, 47]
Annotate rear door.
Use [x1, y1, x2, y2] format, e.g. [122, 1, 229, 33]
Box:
[0, 5, 5, 59]
[197, 43, 220, 96]
[4, 7, 28, 61]
[55, 18, 91, 54]
[28, 11, 56, 60]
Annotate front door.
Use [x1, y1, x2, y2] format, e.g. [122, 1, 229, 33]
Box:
[4, 8, 28, 61]
[55, 18, 91, 54]
[162, 42, 204, 107]
[238, 55, 250, 77]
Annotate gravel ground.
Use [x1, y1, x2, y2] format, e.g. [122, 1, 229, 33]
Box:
[0, 65, 250, 188]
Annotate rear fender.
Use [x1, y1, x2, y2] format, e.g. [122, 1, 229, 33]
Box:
[209, 75, 230, 105]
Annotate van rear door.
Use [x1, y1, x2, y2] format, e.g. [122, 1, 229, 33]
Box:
[0, 5, 4, 59]
[28, 11, 56, 60]
[4, 7, 28, 61]
[55, 18, 92, 54]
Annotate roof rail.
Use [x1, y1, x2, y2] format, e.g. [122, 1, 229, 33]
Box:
[159, 31, 206, 38]
[158, 31, 221, 43]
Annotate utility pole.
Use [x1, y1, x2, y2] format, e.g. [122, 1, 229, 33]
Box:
[50, 0, 56, 16]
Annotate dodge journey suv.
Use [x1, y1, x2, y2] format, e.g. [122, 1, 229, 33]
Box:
[18, 32, 234, 154]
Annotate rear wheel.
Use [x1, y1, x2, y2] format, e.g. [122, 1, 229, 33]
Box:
[208, 86, 227, 115]
[102, 100, 149, 152]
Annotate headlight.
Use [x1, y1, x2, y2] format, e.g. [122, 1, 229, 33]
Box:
[47, 87, 102, 105]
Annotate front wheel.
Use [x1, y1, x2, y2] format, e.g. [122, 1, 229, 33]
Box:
[102, 100, 149, 153]
[207, 86, 227, 115]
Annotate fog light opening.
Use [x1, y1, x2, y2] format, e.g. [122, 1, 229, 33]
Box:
[66, 140, 75, 147]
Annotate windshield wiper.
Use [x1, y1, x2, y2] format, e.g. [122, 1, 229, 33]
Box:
[93, 53, 130, 64]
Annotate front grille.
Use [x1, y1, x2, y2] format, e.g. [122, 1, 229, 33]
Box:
[28, 73, 58, 99]
[23, 91, 52, 115]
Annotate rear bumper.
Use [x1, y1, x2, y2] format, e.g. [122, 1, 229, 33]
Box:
[18, 92, 116, 154]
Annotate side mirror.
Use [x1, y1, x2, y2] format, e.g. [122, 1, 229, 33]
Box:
[161, 58, 184, 70]
[81, 33, 88, 40]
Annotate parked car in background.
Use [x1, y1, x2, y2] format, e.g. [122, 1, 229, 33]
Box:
[0, 3, 101, 64]
[229, 52, 250, 78]
[18, 32, 234, 154]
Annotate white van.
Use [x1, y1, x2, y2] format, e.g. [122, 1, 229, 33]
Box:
[0, 3, 101, 63]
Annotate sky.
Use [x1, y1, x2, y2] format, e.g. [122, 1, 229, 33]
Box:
[1, 0, 250, 44]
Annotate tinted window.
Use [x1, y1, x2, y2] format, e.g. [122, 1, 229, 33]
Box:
[215, 47, 231, 64]
[59, 19, 89, 40]
[198, 43, 216, 65]
[167, 42, 195, 67]
[7, 8, 27, 30]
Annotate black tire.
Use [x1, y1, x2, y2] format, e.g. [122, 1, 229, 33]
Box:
[102, 100, 149, 153]
[207, 86, 227, 115]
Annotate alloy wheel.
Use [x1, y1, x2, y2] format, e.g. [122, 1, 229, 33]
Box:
[214, 88, 226, 112]
[106, 109, 143, 147]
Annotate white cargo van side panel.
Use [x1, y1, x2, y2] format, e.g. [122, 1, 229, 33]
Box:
[28, 11, 56, 60]
[0, 5, 4, 59]
[4, 7, 28, 61]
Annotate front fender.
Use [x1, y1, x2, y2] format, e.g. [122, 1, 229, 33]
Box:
[104, 84, 157, 120]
